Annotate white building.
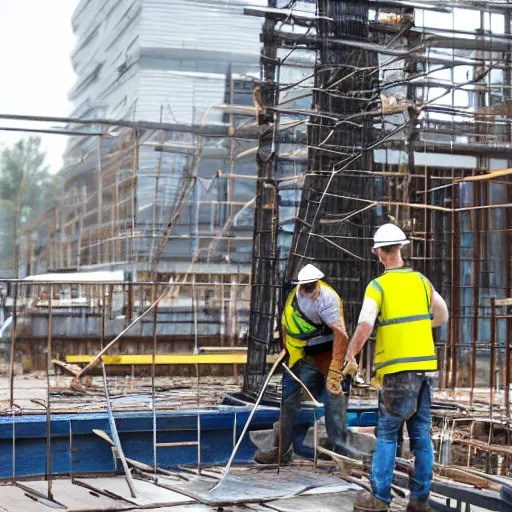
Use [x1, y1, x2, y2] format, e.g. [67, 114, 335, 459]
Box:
[55, 0, 267, 278]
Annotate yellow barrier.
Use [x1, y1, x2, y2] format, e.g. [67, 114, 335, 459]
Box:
[66, 353, 279, 365]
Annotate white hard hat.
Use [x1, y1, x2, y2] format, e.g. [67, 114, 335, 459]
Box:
[372, 223, 410, 250]
[295, 264, 325, 284]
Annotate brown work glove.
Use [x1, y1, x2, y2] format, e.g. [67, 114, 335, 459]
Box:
[326, 363, 343, 395]
[342, 357, 358, 377]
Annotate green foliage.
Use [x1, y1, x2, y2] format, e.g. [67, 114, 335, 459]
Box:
[0, 137, 60, 264]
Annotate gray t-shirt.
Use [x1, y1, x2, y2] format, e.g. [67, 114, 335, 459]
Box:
[296, 285, 342, 326]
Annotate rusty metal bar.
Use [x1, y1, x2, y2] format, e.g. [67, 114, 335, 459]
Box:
[151, 284, 158, 475]
[9, 283, 18, 408]
[100, 284, 105, 350]
[46, 284, 53, 499]
[506, 304, 511, 419]
[489, 298, 496, 420]
[470, 183, 480, 404]
[449, 183, 460, 389]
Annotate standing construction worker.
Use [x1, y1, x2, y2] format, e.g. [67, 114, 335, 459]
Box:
[346, 223, 448, 512]
[254, 264, 351, 463]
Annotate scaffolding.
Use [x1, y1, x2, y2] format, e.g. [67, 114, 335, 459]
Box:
[243, 0, 512, 397]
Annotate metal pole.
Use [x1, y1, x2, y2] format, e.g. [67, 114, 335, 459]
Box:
[233, 413, 237, 448]
[152, 285, 158, 475]
[490, 298, 496, 419]
[69, 422, 73, 479]
[101, 362, 137, 498]
[9, 283, 18, 408]
[470, 183, 480, 405]
[46, 284, 53, 499]
[277, 393, 283, 474]
[97, 136, 103, 265]
[505, 307, 511, 419]
[197, 414, 201, 475]
[12, 408, 16, 483]
[192, 275, 200, 406]
[100, 285, 105, 350]
[211, 349, 286, 492]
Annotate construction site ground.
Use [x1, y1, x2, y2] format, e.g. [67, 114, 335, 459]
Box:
[0, 466, 492, 512]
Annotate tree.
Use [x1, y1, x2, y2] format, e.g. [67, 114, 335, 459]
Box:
[0, 137, 60, 267]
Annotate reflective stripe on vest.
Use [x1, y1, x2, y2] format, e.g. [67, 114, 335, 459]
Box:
[372, 269, 437, 377]
[374, 273, 432, 328]
[374, 355, 438, 371]
[379, 313, 433, 327]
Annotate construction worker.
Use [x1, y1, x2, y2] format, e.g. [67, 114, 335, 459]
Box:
[254, 264, 350, 463]
[345, 224, 448, 512]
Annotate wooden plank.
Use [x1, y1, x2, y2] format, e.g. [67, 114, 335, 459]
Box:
[460, 169, 512, 183]
[66, 353, 279, 365]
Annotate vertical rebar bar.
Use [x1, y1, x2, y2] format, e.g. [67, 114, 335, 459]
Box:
[197, 414, 201, 475]
[69, 421, 73, 479]
[490, 298, 496, 419]
[46, 284, 53, 499]
[450, 183, 460, 389]
[97, 136, 103, 265]
[470, 183, 480, 404]
[11, 408, 16, 483]
[100, 284, 105, 351]
[8, 283, 18, 408]
[505, 305, 511, 419]
[152, 284, 158, 475]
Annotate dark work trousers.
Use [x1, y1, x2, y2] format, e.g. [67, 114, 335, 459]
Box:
[372, 371, 434, 504]
[280, 358, 348, 458]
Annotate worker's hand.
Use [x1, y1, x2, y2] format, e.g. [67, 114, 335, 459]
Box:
[341, 358, 358, 377]
[326, 363, 342, 395]
[370, 376, 382, 389]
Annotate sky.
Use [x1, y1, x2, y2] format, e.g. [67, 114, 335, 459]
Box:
[0, 0, 78, 173]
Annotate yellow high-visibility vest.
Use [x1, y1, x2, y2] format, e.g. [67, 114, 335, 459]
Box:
[282, 281, 344, 368]
[364, 268, 437, 381]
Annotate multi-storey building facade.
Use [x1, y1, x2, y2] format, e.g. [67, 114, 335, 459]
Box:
[22, 0, 266, 282]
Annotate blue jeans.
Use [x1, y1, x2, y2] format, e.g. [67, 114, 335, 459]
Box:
[281, 358, 348, 457]
[372, 371, 434, 504]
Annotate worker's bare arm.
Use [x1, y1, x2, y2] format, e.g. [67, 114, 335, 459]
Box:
[431, 290, 449, 327]
[345, 322, 373, 360]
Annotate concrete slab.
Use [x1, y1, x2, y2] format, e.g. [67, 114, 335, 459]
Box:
[265, 491, 359, 512]
[23, 479, 131, 511]
[0, 485, 51, 512]
[78, 476, 194, 507]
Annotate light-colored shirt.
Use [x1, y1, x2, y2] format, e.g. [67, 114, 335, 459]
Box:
[297, 286, 342, 326]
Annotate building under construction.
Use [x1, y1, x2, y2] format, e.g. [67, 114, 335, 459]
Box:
[1, 0, 512, 510]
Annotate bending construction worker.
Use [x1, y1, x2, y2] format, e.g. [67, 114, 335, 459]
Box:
[254, 264, 352, 463]
[344, 223, 448, 512]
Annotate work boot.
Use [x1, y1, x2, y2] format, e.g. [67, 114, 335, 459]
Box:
[406, 499, 431, 512]
[254, 446, 292, 465]
[353, 490, 389, 512]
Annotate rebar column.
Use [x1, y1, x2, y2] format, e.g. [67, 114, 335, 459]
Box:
[244, 0, 281, 395]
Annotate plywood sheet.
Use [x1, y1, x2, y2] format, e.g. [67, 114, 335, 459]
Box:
[157, 467, 359, 506]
